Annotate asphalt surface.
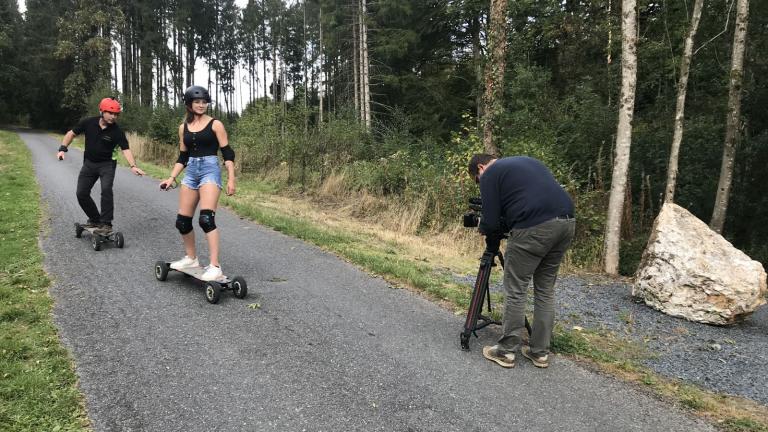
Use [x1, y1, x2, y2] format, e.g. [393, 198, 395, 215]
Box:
[21, 131, 715, 431]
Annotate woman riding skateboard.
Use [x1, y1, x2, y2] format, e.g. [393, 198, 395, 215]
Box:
[159, 86, 236, 282]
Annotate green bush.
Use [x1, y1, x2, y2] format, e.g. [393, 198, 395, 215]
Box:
[233, 102, 368, 182]
[148, 105, 184, 146]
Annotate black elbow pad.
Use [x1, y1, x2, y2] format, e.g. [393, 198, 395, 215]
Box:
[176, 151, 189, 166]
[220, 145, 235, 162]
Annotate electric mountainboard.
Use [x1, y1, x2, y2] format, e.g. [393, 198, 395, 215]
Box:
[74, 222, 125, 251]
[154, 261, 248, 304]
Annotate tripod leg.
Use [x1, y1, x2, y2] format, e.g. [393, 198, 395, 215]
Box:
[461, 252, 494, 350]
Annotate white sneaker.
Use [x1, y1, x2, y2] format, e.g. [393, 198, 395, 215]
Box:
[200, 265, 223, 282]
[170, 255, 199, 270]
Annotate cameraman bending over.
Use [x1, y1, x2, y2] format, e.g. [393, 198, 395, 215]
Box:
[468, 154, 575, 368]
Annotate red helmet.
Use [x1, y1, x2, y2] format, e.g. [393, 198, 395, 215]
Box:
[99, 97, 121, 113]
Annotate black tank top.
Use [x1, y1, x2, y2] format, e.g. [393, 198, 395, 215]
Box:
[183, 118, 219, 157]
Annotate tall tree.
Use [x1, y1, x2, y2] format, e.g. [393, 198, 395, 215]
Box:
[318, 2, 324, 124]
[604, 0, 638, 275]
[359, 0, 370, 128]
[241, 0, 264, 103]
[664, 0, 705, 203]
[218, 0, 240, 114]
[0, 0, 24, 122]
[481, 0, 507, 156]
[56, 0, 119, 113]
[22, 0, 76, 128]
[710, 0, 750, 233]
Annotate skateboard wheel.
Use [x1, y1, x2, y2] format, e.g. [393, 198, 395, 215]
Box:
[232, 277, 248, 299]
[155, 261, 169, 281]
[92, 236, 101, 251]
[75, 223, 83, 238]
[114, 232, 124, 248]
[205, 281, 222, 304]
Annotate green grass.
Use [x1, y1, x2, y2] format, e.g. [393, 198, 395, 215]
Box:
[722, 418, 768, 432]
[0, 131, 89, 431]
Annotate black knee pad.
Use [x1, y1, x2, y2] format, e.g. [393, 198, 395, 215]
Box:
[199, 209, 217, 233]
[175, 214, 193, 235]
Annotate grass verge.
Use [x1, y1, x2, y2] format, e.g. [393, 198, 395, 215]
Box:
[0, 131, 89, 431]
[553, 327, 768, 431]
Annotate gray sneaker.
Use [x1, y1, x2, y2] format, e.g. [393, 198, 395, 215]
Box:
[521, 346, 550, 368]
[94, 224, 112, 235]
[83, 220, 99, 229]
[482, 345, 515, 368]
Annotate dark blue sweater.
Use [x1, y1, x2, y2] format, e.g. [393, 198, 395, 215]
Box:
[478, 156, 574, 235]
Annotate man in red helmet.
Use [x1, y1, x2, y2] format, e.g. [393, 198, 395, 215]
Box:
[57, 97, 145, 233]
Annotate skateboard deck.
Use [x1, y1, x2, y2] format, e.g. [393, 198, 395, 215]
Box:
[154, 260, 248, 304]
[75, 222, 124, 250]
[169, 264, 230, 284]
[77, 224, 112, 235]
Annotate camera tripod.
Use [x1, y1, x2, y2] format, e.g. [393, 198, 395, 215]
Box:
[460, 249, 531, 351]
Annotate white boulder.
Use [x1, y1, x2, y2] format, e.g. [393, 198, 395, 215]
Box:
[633, 203, 767, 325]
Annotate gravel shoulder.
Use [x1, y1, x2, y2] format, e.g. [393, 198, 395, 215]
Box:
[556, 274, 768, 404]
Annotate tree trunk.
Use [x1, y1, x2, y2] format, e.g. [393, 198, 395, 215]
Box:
[113, 46, 118, 92]
[263, 52, 268, 102]
[361, 0, 371, 129]
[186, 33, 195, 89]
[606, 0, 613, 106]
[710, 0, 749, 233]
[604, 0, 639, 275]
[481, 0, 507, 157]
[272, 39, 278, 102]
[352, 4, 360, 121]
[471, 14, 483, 129]
[664, 0, 704, 203]
[121, 29, 128, 98]
[303, 0, 308, 132]
[319, 5, 324, 125]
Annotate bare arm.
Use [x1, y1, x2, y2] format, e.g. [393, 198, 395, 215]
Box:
[213, 120, 236, 196]
[121, 149, 145, 176]
[160, 124, 189, 189]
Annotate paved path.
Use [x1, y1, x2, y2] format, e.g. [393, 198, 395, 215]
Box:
[21, 131, 714, 431]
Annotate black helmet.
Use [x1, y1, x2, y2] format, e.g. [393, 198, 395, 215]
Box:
[183, 85, 211, 105]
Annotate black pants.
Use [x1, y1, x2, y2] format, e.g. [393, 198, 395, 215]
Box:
[76, 159, 117, 225]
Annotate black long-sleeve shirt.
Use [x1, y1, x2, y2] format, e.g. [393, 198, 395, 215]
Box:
[478, 156, 574, 235]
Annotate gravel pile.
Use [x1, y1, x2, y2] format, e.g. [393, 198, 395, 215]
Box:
[458, 271, 768, 404]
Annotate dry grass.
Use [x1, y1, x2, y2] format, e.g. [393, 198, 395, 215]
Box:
[237, 175, 484, 275]
[127, 132, 176, 166]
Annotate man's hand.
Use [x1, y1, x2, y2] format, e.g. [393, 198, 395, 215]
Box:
[57, 144, 68, 160]
[130, 166, 145, 176]
[485, 234, 502, 253]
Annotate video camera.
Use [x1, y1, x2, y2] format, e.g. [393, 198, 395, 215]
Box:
[462, 197, 483, 228]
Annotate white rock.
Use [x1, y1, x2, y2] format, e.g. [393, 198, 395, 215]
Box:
[633, 203, 767, 325]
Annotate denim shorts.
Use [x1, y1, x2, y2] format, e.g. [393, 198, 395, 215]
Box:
[182, 156, 222, 190]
